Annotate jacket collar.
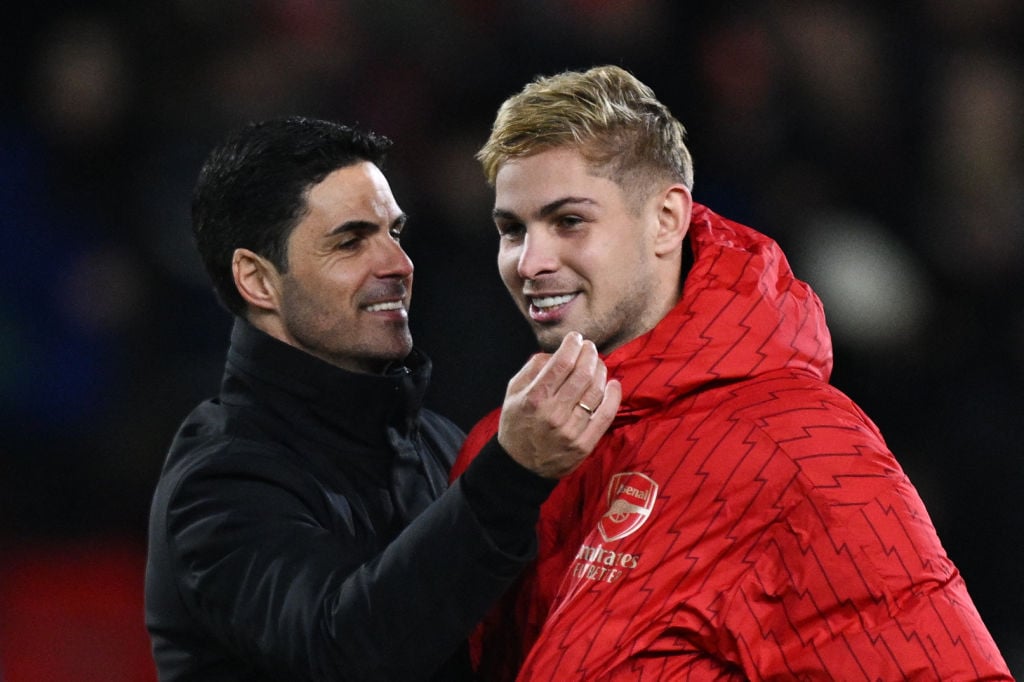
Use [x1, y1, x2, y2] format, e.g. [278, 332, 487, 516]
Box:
[605, 203, 833, 421]
[223, 318, 430, 447]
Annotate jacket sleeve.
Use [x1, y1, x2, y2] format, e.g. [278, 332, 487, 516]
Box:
[160, 436, 554, 682]
[447, 409, 559, 681]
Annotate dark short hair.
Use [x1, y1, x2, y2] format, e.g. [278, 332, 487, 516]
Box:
[192, 116, 393, 315]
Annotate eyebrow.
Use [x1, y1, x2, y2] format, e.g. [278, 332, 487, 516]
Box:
[327, 213, 408, 237]
[492, 196, 596, 222]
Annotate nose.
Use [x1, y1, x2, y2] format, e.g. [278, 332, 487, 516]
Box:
[377, 234, 414, 279]
[516, 229, 559, 280]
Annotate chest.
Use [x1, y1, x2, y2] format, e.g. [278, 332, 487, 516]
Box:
[533, 410, 806, 608]
[301, 430, 451, 552]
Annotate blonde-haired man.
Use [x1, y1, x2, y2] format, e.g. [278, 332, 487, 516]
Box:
[451, 66, 1011, 680]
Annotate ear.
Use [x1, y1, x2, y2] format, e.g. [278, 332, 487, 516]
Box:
[653, 184, 692, 257]
[232, 248, 281, 313]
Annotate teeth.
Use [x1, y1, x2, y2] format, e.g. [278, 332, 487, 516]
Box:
[366, 301, 404, 312]
[531, 294, 574, 309]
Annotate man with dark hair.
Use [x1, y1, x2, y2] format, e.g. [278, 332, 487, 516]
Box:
[145, 117, 620, 681]
[452, 66, 1012, 680]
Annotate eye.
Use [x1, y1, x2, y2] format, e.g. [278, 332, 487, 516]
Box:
[557, 214, 584, 229]
[336, 235, 362, 251]
[496, 221, 525, 240]
[390, 217, 407, 242]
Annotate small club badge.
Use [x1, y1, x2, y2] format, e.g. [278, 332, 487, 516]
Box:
[597, 472, 658, 542]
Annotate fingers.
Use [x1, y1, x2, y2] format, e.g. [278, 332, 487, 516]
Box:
[529, 332, 588, 400]
[505, 351, 553, 395]
[576, 379, 622, 452]
[572, 354, 608, 421]
[497, 331, 620, 479]
[527, 332, 612, 422]
[506, 330, 584, 399]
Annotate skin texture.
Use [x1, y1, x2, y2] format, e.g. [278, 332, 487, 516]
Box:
[492, 147, 692, 355]
[232, 162, 414, 374]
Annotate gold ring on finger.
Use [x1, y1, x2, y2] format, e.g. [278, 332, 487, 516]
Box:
[576, 401, 595, 415]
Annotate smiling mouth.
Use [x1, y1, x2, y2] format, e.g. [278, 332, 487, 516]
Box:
[530, 293, 575, 310]
[364, 300, 405, 312]
[527, 293, 579, 322]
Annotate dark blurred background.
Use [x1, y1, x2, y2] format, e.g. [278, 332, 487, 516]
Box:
[1, 1, 1021, 679]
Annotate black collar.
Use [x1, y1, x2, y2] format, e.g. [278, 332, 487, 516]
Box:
[222, 318, 431, 449]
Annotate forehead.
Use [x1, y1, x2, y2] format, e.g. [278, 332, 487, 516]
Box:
[493, 147, 622, 211]
[303, 161, 401, 225]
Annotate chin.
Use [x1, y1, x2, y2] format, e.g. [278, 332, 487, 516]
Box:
[384, 343, 413, 361]
[533, 328, 564, 353]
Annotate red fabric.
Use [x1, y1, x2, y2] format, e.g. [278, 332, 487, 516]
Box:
[450, 408, 500, 481]
[452, 205, 1012, 680]
[0, 538, 156, 682]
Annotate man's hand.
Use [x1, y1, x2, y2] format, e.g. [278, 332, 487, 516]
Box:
[498, 332, 622, 478]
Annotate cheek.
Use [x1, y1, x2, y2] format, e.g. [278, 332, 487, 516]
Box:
[497, 250, 520, 286]
[324, 264, 364, 293]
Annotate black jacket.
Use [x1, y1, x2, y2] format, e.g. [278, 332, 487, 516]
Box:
[146, 319, 554, 681]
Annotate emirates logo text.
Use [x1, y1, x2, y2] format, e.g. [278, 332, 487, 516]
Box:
[568, 472, 658, 586]
[571, 543, 640, 583]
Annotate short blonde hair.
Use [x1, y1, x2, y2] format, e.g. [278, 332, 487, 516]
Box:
[477, 65, 694, 198]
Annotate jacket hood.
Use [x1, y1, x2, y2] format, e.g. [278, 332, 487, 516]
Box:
[605, 204, 833, 421]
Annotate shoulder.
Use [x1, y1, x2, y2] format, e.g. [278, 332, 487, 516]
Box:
[686, 370, 887, 453]
[155, 433, 311, 520]
[708, 373, 916, 523]
[160, 396, 297, 484]
[728, 372, 893, 471]
[634, 371, 900, 494]
[153, 397, 332, 534]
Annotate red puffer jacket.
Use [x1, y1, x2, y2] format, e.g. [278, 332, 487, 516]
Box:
[451, 204, 1012, 681]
